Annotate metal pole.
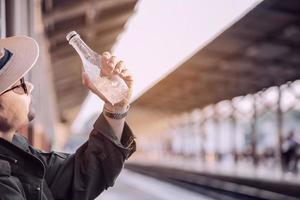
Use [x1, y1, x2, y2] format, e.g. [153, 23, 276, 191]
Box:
[251, 94, 258, 167]
[230, 104, 238, 164]
[199, 118, 206, 163]
[276, 86, 283, 174]
[213, 105, 221, 162]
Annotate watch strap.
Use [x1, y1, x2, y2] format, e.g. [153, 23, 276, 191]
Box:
[103, 105, 130, 119]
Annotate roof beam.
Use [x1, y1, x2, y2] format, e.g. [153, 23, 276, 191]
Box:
[43, 0, 136, 25]
[47, 10, 132, 45]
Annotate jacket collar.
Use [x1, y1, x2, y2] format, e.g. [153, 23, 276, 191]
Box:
[0, 134, 30, 155]
[11, 134, 30, 152]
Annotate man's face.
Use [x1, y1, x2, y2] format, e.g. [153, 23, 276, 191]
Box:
[0, 79, 35, 132]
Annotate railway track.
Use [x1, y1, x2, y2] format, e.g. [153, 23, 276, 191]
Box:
[125, 164, 300, 200]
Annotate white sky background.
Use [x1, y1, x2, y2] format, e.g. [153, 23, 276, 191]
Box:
[71, 0, 263, 133]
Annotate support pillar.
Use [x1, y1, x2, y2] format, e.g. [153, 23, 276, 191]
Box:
[276, 86, 283, 174]
[251, 94, 258, 167]
[230, 103, 238, 164]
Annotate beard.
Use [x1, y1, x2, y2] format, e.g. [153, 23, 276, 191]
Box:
[0, 115, 12, 132]
[0, 97, 36, 133]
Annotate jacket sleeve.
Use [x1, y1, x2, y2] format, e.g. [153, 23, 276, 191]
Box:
[33, 113, 136, 200]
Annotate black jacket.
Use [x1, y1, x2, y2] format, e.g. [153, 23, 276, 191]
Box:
[0, 114, 136, 200]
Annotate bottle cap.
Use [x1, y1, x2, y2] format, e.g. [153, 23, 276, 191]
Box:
[66, 31, 78, 41]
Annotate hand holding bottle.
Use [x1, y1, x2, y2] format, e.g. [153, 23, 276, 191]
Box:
[66, 31, 130, 107]
[82, 51, 133, 113]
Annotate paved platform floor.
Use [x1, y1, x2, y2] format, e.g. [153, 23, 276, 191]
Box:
[96, 169, 212, 200]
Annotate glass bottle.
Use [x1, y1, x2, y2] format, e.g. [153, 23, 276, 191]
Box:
[66, 31, 128, 105]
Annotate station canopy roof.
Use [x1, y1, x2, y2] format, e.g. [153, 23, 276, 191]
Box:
[131, 0, 300, 115]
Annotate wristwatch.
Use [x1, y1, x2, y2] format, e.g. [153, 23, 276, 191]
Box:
[103, 105, 130, 119]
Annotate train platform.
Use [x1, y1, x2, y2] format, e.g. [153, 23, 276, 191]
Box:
[124, 163, 300, 200]
[97, 169, 212, 200]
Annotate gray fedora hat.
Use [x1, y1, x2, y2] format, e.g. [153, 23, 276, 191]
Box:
[0, 36, 39, 94]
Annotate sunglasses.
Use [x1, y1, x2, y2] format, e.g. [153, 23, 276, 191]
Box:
[1, 78, 33, 95]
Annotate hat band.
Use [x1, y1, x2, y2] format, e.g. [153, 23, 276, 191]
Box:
[0, 49, 13, 70]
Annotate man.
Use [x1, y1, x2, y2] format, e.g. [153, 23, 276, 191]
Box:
[0, 36, 136, 200]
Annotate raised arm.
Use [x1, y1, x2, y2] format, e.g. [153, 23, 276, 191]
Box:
[31, 113, 136, 200]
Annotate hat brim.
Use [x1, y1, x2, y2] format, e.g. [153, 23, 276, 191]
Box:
[0, 36, 39, 94]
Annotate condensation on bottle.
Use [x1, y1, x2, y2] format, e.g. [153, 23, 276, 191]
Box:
[66, 31, 129, 105]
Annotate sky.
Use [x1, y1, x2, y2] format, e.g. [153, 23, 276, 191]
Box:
[71, 0, 263, 133]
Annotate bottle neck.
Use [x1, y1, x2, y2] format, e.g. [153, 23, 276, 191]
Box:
[68, 35, 98, 62]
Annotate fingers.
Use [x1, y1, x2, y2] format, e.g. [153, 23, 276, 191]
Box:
[120, 68, 129, 78]
[120, 69, 134, 89]
[101, 51, 111, 63]
[100, 51, 133, 88]
[116, 61, 133, 86]
[108, 56, 117, 71]
[114, 61, 125, 74]
[114, 61, 132, 78]
[101, 52, 117, 76]
[83, 51, 133, 104]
